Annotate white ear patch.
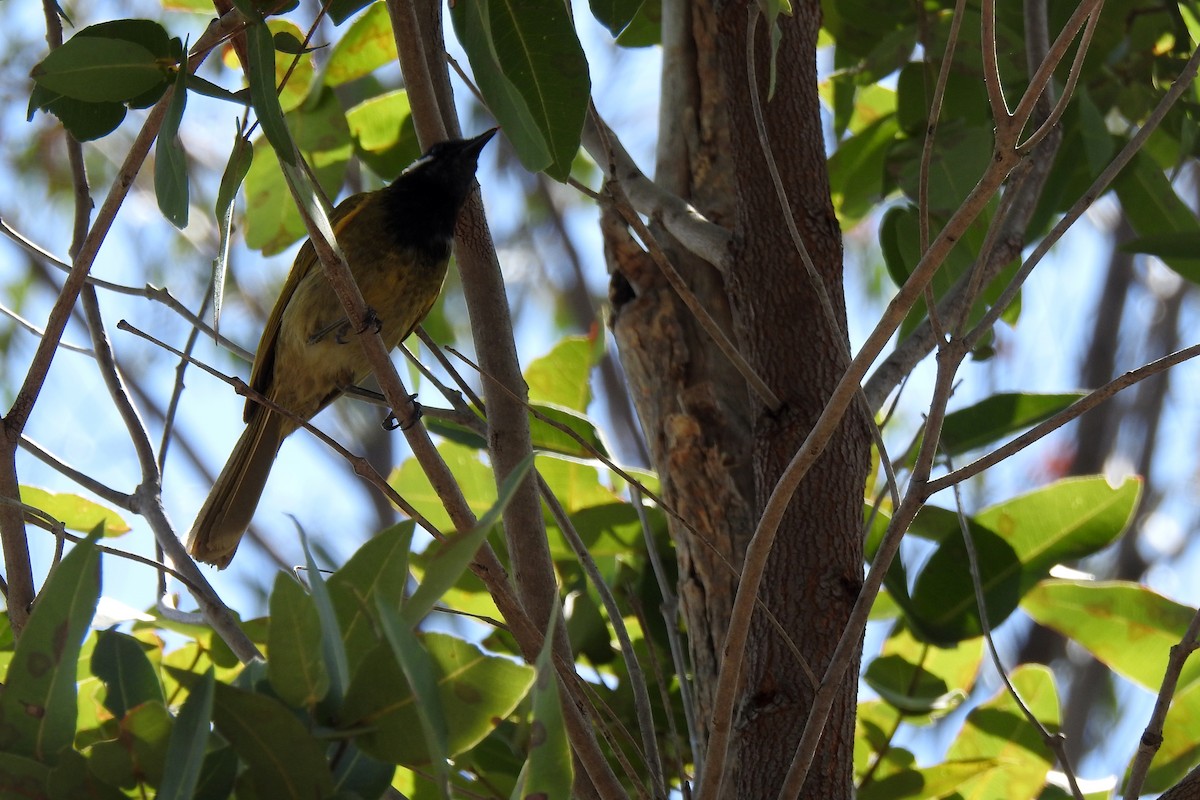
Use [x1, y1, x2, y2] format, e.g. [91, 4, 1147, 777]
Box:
[402, 153, 434, 176]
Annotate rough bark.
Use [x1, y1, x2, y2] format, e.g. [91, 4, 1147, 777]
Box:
[606, 1, 870, 795]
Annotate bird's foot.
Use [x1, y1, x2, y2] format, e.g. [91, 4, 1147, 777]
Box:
[307, 307, 382, 345]
[383, 394, 423, 430]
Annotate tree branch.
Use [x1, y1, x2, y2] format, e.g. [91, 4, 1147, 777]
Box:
[582, 113, 732, 274]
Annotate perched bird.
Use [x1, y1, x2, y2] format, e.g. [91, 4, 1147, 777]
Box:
[188, 128, 497, 567]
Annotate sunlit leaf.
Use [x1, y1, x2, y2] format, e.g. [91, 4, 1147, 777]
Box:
[267, 574, 329, 708]
[1023, 579, 1200, 691]
[19, 486, 129, 536]
[341, 633, 534, 764]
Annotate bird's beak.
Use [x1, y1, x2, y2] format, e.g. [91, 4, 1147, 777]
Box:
[464, 127, 499, 157]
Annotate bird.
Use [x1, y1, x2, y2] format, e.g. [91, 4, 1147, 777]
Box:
[187, 128, 497, 568]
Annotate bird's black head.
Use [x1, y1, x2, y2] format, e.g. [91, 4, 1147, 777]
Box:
[381, 128, 497, 251]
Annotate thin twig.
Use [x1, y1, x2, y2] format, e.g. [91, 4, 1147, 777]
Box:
[632, 484, 700, 770]
[864, 0, 1061, 408]
[1009, 0, 1105, 147]
[581, 114, 732, 274]
[980, 0, 1008, 118]
[625, 589, 691, 792]
[413, 328, 487, 412]
[18, 437, 130, 509]
[0, 299, 92, 356]
[926, 342, 1200, 494]
[743, 5, 901, 516]
[12, 503, 215, 594]
[537, 473, 667, 799]
[0, 215, 253, 360]
[80, 287, 259, 662]
[965, 40, 1200, 351]
[117, 321, 443, 539]
[1124, 608, 1200, 798]
[947, 456, 1085, 800]
[915, 0, 968, 342]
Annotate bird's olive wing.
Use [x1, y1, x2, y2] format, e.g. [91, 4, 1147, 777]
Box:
[244, 191, 373, 422]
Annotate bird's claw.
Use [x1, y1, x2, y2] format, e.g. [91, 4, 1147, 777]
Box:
[308, 307, 382, 345]
[383, 394, 422, 431]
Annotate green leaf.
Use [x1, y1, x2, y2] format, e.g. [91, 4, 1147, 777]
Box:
[853, 699, 903, 781]
[828, 114, 900, 224]
[324, 2, 397, 85]
[857, 758, 1000, 800]
[158, 668, 214, 800]
[91, 629, 164, 719]
[193, 745, 238, 800]
[907, 520, 1022, 646]
[31, 37, 167, 103]
[486, 0, 589, 181]
[18, 486, 129, 536]
[155, 50, 190, 229]
[451, 0, 551, 174]
[210, 681, 335, 798]
[879, 200, 1019, 340]
[535, 452, 619, 514]
[908, 476, 1140, 644]
[376, 599, 450, 793]
[1114, 150, 1200, 284]
[940, 392, 1087, 455]
[403, 454, 533, 625]
[894, 61, 990, 137]
[330, 741, 396, 798]
[345, 90, 420, 179]
[529, 404, 609, 459]
[613, 0, 661, 47]
[267, 574, 330, 708]
[77, 19, 173, 58]
[244, 87, 352, 254]
[327, 0, 376, 26]
[184, 73, 250, 105]
[1122, 231, 1200, 261]
[588, 0, 644, 37]
[520, 607, 571, 798]
[551, 502, 646, 561]
[390, 442, 497, 534]
[891, 120, 994, 214]
[864, 624, 978, 720]
[1022, 579, 1200, 691]
[524, 335, 596, 412]
[212, 123, 254, 335]
[268, 20, 315, 114]
[26, 84, 126, 141]
[300, 531, 351, 703]
[327, 522, 414, 676]
[943, 665, 1058, 798]
[88, 701, 173, 787]
[0, 753, 50, 797]
[273, 30, 318, 55]
[341, 633, 535, 764]
[245, 19, 296, 166]
[0, 529, 101, 762]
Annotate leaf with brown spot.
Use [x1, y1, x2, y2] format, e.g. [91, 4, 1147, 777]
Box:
[0, 529, 102, 762]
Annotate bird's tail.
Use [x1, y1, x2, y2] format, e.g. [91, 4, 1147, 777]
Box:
[187, 411, 289, 568]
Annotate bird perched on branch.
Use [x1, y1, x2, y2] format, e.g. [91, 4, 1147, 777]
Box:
[188, 128, 497, 568]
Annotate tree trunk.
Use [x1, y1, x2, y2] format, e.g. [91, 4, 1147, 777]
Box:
[606, 1, 870, 795]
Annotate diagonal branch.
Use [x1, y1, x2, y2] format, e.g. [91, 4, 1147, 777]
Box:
[583, 113, 732, 274]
